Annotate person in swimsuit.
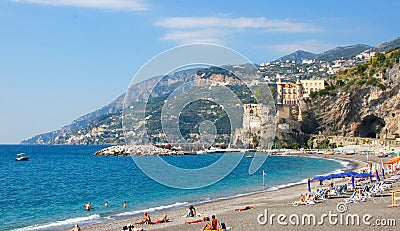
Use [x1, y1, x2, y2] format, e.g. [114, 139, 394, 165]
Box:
[211, 215, 221, 230]
[71, 224, 81, 231]
[136, 212, 151, 224]
[188, 205, 196, 217]
[85, 202, 91, 211]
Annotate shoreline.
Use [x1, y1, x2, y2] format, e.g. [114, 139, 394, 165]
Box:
[68, 153, 370, 231]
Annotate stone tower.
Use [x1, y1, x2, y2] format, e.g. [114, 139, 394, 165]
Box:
[243, 104, 262, 131]
[295, 79, 303, 104]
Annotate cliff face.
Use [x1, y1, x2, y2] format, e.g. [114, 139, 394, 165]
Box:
[303, 62, 400, 139]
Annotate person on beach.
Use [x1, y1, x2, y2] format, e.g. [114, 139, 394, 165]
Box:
[211, 215, 221, 230]
[202, 217, 212, 230]
[151, 215, 169, 224]
[136, 212, 151, 224]
[188, 205, 196, 217]
[85, 202, 91, 211]
[234, 205, 254, 211]
[71, 224, 81, 231]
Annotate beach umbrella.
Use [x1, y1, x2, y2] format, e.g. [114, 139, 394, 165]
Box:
[375, 169, 380, 181]
[344, 172, 358, 177]
[311, 176, 326, 181]
[329, 173, 345, 179]
[307, 178, 311, 192]
[354, 173, 373, 178]
[351, 175, 355, 189]
[336, 173, 347, 178]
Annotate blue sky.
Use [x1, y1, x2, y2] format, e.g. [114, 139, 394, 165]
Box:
[0, 0, 399, 143]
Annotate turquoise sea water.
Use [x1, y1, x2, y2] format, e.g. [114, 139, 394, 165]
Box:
[0, 145, 350, 231]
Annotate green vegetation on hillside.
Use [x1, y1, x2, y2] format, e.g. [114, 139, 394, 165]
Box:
[311, 47, 400, 98]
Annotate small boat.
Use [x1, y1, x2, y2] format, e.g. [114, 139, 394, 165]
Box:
[16, 153, 30, 161]
[245, 155, 254, 158]
[324, 151, 334, 155]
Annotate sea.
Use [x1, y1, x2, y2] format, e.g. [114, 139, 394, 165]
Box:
[0, 145, 352, 231]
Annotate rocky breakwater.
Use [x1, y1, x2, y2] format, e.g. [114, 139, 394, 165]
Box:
[95, 145, 185, 156]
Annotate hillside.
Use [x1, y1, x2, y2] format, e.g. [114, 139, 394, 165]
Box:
[301, 47, 400, 140]
[22, 66, 256, 145]
[22, 37, 400, 145]
[22, 68, 199, 144]
[275, 44, 370, 62]
[275, 50, 317, 62]
[367, 37, 400, 53]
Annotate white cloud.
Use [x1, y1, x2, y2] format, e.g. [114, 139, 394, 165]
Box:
[155, 17, 321, 33]
[11, 0, 148, 11]
[155, 17, 321, 44]
[160, 29, 228, 44]
[268, 40, 334, 54]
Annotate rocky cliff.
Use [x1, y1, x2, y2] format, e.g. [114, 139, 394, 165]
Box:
[302, 48, 400, 140]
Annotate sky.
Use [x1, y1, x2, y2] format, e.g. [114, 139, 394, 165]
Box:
[0, 0, 399, 144]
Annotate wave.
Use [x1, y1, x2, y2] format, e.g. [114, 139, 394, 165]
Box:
[12, 214, 101, 231]
[112, 201, 189, 218]
[12, 202, 190, 231]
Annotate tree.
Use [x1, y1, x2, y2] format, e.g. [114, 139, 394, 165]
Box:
[254, 85, 273, 104]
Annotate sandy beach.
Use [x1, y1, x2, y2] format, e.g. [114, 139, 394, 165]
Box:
[73, 153, 400, 231]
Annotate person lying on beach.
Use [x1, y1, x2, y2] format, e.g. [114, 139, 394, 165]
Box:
[136, 212, 151, 224]
[185, 216, 209, 225]
[234, 205, 254, 211]
[292, 193, 316, 206]
[149, 215, 169, 224]
[71, 224, 81, 231]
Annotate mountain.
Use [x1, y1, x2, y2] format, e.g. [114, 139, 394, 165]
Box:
[22, 66, 255, 144]
[317, 44, 371, 61]
[22, 68, 199, 144]
[275, 50, 317, 62]
[275, 44, 371, 62]
[367, 37, 400, 53]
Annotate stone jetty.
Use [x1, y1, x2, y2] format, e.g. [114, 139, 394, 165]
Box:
[94, 145, 185, 156]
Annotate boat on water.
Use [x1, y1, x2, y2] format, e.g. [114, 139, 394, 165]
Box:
[206, 147, 227, 153]
[16, 153, 30, 161]
[245, 155, 254, 158]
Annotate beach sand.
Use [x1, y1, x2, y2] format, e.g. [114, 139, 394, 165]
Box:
[73, 153, 400, 231]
